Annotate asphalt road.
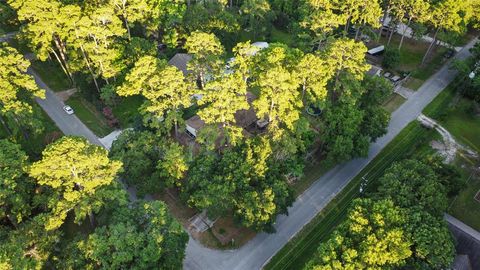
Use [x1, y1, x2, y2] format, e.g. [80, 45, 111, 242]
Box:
[183, 37, 479, 270]
[29, 68, 103, 146]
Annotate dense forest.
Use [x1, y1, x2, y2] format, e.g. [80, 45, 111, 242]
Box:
[1, 0, 479, 269]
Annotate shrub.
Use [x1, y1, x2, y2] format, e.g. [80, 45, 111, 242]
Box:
[382, 47, 400, 70]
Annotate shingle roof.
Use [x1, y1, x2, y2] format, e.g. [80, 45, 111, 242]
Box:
[168, 53, 192, 76]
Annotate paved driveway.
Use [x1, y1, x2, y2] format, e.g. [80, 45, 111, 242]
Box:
[29, 68, 103, 146]
[183, 38, 479, 270]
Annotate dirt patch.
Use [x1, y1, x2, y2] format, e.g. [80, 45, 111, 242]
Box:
[418, 114, 478, 163]
[56, 88, 77, 101]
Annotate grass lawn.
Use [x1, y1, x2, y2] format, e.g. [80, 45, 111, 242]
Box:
[422, 81, 480, 230]
[31, 60, 73, 92]
[265, 122, 436, 270]
[382, 93, 406, 113]
[449, 175, 480, 231]
[379, 34, 447, 80]
[112, 95, 144, 128]
[438, 99, 480, 153]
[269, 27, 295, 47]
[66, 95, 113, 137]
[403, 77, 424, 90]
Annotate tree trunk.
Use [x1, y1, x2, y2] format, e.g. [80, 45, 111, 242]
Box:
[378, 3, 390, 41]
[355, 26, 361, 40]
[344, 17, 351, 34]
[89, 211, 96, 227]
[301, 81, 306, 104]
[53, 36, 73, 82]
[50, 48, 70, 81]
[80, 45, 100, 92]
[0, 114, 12, 136]
[398, 17, 412, 50]
[387, 23, 395, 46]
[422, 28, 440, 65]
[123, 16, 131, 40]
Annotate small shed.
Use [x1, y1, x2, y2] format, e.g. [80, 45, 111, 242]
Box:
[168, 53, 192, 76]
[185, 115, 205, 138]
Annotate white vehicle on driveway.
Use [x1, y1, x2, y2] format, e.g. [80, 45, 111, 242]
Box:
[63, 105, 74, 115]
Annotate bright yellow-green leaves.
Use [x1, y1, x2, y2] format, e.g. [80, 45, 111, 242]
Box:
[118, 56, 192, 133]
[0, 45, 44, 116]
[29, 137, 122, 230]
[199, 73, 249, 127]
[185, 31, 225, 88]
[296, 53, 334, 104]
[307, 199, 412, 270]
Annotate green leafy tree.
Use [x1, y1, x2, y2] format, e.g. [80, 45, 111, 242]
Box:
[109, 0, 149, 39]
[377, 159, 448, 215]
[339, 0, 382, 38]
[0, 216, 61, 269]
[396, 0, 429, 50]
[184, 31, 225, 89]
[0, 140, 34, 226]
[301, 0, 348, 49]
[9, 0, 75, 79]
[240, 0, 274, 40]
[321, 100, 369, 164]
[71, 6, 126, 91]
[295, 53, 334, 105]
[0, 44, 45, 137]
[117, 56, 192, 134]
[404, 209, 455, 269]
[142, 0, 186, 46]
[305, 199, 412, 270]
[324, 38, 369, 95]
[29, 136, 125, 230]
[422, 0, 472, 64]
[198, 73, 249, 145]
[77, 200, 188, 270]
[382, 46, 400, 69]
[110, 130, 188, 197]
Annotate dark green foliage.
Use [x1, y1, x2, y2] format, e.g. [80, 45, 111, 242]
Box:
[405, 209, 455, 269]
[110, 130, 188, 197]
[183, 139, 294, 231]
[377, 159, 448, 215]
[382, 47, 401, 69]
[68, 201, 188, 270]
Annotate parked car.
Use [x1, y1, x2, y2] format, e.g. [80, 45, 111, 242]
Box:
[63, 105, 74, 115]
[444, 49, 455, 59]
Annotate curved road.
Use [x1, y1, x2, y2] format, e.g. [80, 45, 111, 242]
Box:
[183, 37, 478, 270]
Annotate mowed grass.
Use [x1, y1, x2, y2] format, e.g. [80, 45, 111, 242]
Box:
[422, 80, 480, 230]
[264, 122, 436, 270]
[382, 93, 406, 113]
[438, 98, 480, 153]
[449, 176, 480, 231]
[379, 34, 447, 81]
[31, 60, 73, 92]
[112, 95, 144, 128]
[66, 95, 113, 137]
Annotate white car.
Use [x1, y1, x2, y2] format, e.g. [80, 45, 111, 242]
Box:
[63, 105, 74, 115]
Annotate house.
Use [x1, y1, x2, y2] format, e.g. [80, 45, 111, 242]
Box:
[234, 92, 258, 129]
[185, 115, 205, 138]
[168, 53, 192, 76]
[185, 92, 258, 138]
